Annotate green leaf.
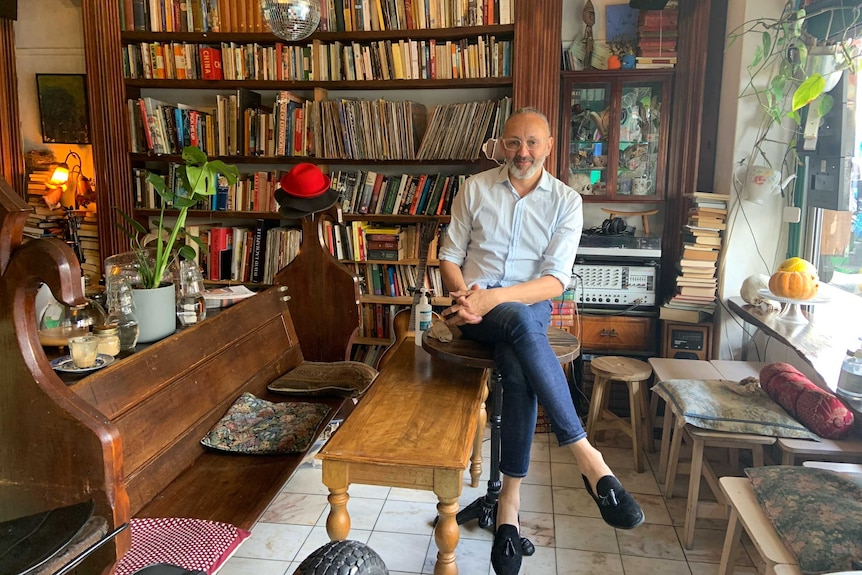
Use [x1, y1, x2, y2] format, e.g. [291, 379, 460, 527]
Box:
[115, 208, 148, 235]
[208, 160, 240, 184]
[817, 94, 834, 118]
[792, 73, 825, 111]
[146, 172, 169, 194]
[182, 146, 207, 165]
[177, 244, 197, 261]
[761, 31, 772, 59]
[751, 45, 763, 68]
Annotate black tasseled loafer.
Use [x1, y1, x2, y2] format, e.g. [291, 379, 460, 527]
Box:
[491, 524, 522, 575]
[583, 474, 645, 529]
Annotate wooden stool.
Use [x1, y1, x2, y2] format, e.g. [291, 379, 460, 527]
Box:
[586, 356, 653, 472]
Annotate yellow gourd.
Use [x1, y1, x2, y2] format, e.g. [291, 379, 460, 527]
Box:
[768, 258, 818, 300]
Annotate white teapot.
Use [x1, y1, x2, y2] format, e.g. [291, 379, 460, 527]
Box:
[734, 164, 796, 205]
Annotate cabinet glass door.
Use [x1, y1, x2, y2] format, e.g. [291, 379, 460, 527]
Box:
[617, 81, 664, 199]
[566, 82, 611, 197]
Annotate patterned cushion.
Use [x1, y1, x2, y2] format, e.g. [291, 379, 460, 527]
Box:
[746, 466, 862, 574]
[114, 517, 250, 575]
[760, 363, 854, 439]
[201, 393, 331, 454]
[652, 379, 816, 439]
[268, 361, 378, 398]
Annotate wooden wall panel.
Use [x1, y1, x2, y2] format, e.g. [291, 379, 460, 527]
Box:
[0, 18, 25, 195]
[82, 0, 133, 260]
[661, 0, 718, 293]
[513, 0, 562, 176]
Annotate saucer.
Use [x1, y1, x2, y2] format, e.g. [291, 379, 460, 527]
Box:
[50, 354, 115, 374]
[756, 288, 830, 305]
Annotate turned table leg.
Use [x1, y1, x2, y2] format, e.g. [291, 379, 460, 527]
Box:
[322, 461, 351, 540]
[434, 470, 463, 575]
[470, 371, 490, 488]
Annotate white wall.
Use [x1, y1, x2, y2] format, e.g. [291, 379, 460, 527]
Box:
[713, 0, 792, 361]
[14, 0, 93, 173]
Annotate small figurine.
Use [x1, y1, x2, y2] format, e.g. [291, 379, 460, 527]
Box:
[583, 0, 595, 69]
[621, 54, 636, 69]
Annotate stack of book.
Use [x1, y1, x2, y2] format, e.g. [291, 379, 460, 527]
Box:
[23, 170, 65, 241]
[77, 212, 101, 285]
[364, 226, 404, 261]
[635, 1, 678, 68]
[660, 191, 730, 323]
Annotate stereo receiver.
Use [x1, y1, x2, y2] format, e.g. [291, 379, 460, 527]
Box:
[570, 263, 658, 307]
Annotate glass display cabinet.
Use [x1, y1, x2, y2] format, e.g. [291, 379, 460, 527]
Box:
[559, 70, 673, 202]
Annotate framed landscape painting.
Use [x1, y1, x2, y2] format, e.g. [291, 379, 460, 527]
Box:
[36, 73, 91, 144]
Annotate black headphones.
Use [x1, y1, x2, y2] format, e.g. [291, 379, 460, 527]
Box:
[601, 217, 628, 236]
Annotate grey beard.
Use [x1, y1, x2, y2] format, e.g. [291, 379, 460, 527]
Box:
[508, 156, 545, 180]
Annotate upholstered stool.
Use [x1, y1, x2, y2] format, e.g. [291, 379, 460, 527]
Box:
[423, 326, 580, 551]
[586, 356, 653, 472]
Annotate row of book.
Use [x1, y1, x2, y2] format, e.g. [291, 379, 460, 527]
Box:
[322, 220, 443, 262]
[119, 0, 515, 34]
[131, 90, 509, 161]
[351, 342, 388, 365]
[317, 0, 515, 32]
[351, 262, 444, 299]
[130, 88, 307, 157]
[635, 2, 678, 66]
[184, 221, 301, 283]
[133, 167, 281, 213]
[332, 170, 464, 216]
[659, 191, 730, 323]
[124, 36, 512, 83]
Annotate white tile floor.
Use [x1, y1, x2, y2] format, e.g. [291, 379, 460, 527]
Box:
[219, 429, 761, 575]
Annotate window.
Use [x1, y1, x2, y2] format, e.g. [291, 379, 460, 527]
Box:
[808, 67, 861, 298]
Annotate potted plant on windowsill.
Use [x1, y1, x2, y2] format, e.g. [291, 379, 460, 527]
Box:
[115, 146, 238, 342]
[727, 1, 860, 204]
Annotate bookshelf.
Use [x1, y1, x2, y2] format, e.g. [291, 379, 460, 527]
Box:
[79, 0, 565, 365]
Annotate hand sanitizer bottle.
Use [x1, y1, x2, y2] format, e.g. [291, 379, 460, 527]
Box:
[837, 338, 862, 406]
[415, 289, 432, 346]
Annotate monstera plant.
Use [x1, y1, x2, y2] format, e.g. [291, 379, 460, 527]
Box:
[116, 146, 238, 289]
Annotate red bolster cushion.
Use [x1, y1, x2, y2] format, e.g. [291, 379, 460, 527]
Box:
[759, 362, 854, 439]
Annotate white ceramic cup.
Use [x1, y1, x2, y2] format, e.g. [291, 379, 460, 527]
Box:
[632, 177, 653, 195]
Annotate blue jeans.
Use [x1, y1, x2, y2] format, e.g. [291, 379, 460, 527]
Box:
[459, 301, 587, 478]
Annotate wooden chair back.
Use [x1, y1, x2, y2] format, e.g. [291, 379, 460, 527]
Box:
[274, 206, 361, 362]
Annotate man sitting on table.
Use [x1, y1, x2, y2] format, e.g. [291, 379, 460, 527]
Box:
[439, 107, 644, 575]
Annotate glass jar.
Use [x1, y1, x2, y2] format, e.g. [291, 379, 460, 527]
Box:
[105, 275, 140, 351]
[176, 260, 207, 327]
[93, 324, 121, 357]
[38, 293, 108, 348]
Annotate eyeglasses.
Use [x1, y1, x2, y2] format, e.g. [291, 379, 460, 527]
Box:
[500, 138, 547, 151]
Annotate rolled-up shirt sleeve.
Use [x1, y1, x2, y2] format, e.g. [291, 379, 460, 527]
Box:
[438, 179, 471, 267]
[539, 189, 583, 287]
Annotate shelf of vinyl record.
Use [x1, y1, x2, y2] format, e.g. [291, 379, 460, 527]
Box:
[659, 191, 730, 324]
[127, 88, 512, 164]
[23, 170, 101, 285]
[120, 0, 515, 34]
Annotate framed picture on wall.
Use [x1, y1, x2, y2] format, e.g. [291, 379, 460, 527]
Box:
[36, 73, 91, 144]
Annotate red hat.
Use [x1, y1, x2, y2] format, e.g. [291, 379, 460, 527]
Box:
[274, 163, 339, 219]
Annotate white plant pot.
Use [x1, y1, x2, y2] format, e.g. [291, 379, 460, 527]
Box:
[132, 283, 176, 343]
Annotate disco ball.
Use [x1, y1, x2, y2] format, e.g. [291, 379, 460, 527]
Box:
[261, 0, 321, 41]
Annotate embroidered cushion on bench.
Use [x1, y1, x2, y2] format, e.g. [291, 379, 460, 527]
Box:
[746, 465, 862, 574]
[759, 362, 855, 439]
[201, 392, 331, 454]
[114, 517, 250, 575]
[268, 361, 378, 398]
[652, 379, 816, 439]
